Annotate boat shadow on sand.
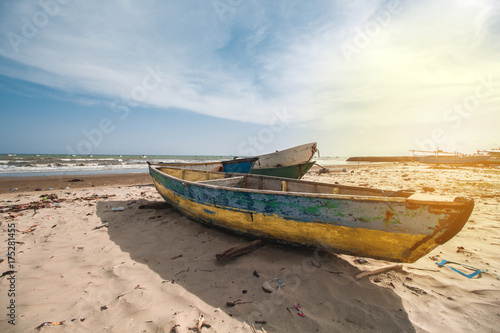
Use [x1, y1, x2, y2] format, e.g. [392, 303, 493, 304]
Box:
[97, 199, 416, 333]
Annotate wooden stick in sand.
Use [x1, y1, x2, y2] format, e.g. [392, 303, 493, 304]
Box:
[215, 240, 264, 261]
[194, 314, 211, 332]
[355, 264, 403, 280]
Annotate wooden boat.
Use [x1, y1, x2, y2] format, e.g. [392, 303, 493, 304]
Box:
[249, 142, 318, 179]
[252, 142, 317, 169]
[250, 161, 315, 179]
[149, 164, 474, 263]
[153, 157, 258, 173]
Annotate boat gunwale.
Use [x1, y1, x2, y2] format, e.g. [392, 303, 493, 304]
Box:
[154, 156, 258, 167]
[149, 164, 470, 208]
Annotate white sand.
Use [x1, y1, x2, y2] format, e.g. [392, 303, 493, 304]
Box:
[1, 163, 499, 332]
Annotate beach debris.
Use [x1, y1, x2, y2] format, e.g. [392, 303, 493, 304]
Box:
[456, 246, 475, 255]
[127, 200, 137, 205]
[0, 201, 52, 213]
[422, 186, 435, 193]
[355, 264, 403, 280]
[36, 321, 65, 330]
[215, 240, 264, 261]
[92, 223, 109, 230]
[354, 258, 368, 264]
[116, 291, 132, 299]
[174, 269, 186, 276]
[191, 314, 211, 332]
[403, 283, 428, 295]
[170, 254, 183, 260]
[9, 188, 18, 191]
[1, 270, 16, 278]
[253, 270, 260, 278]
[294, 303, 305, 317]
[80, 194, 116, 200]
[39, 193, 59, 200]
[436, 259, 483, 278]
[111, 206, 124, 211]
[226, 299, 252, 307]
[255, 320, 267, 325]
[68, 179, 84, 182]
[0, 194, 113, 214]
[22, 224, 40, 234]
[262, 278, 284, 293]
[100, 305, 108, 311]
[71, 318, 85, 322]
[318, 167, 329, 174]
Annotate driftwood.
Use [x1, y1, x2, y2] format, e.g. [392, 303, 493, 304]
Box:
[226, 299, 252, 307]
[92, 223, 109, 230]
[215, 240, 264, 261]
[192, 314, 211, 332]
[355, 264, 403, 280]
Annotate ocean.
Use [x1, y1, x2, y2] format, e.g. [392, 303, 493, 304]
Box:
[0, 154, 353, 177]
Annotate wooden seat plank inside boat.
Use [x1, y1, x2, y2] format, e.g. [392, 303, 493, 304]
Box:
[158, 167, 227, 182]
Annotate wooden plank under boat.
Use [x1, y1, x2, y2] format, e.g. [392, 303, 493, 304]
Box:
[250, 161, 315, 179]
[148, 164, 474, 263]
[253, 142, 317, 169]
[152, 157, 258, 173]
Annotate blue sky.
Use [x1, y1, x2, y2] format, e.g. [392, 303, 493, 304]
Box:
[1, 0, 499, 156]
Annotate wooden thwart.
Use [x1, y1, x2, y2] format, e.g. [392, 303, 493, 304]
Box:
[216, 240, 264, 261]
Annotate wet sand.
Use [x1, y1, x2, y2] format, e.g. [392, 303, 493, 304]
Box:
[0, 173, 152, 194]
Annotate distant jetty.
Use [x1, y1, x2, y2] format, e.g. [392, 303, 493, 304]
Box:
[346, 156, 416, 162]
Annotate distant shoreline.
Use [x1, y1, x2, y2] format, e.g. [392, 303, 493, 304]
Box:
[346, 156, 416, 162]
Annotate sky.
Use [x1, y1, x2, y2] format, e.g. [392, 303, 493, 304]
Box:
[0, 0, 499, 157]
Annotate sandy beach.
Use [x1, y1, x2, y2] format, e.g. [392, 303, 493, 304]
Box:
[1, 163, 499, 332]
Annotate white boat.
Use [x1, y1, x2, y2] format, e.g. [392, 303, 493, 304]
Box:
[252, 142, 317, 169]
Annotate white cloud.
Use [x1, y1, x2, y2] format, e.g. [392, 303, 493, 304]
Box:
[0, 0, 499, 143]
